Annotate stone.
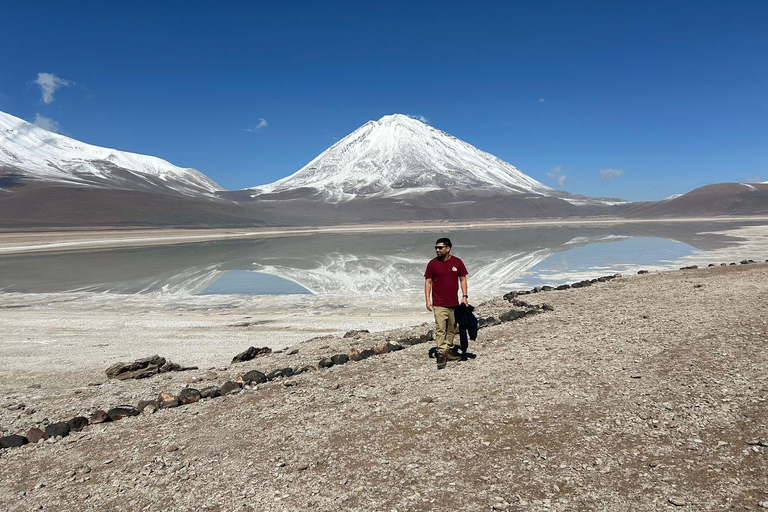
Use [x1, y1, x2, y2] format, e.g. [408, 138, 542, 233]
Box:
[372, 344, 390, 355]
[67, 416, 89, 432]
[343, 329, 369, 338]
[158, 392, 177, 402]
[708, 263, 715, 267]
[500, 310, 526, 322]
[348, 349, 362, 361]
[668, 497, 686, 506]
[242, 370, 267, 384]
[502, 291, 517, 301]
[178, 388, 202, 405]
[541, 285, 554, 291]
[26, 427, 49, 443]
[680, 265, 698, 270]
[220, 381, 242, 395]
[231, 346, 272, 364]
[89, 410, 111, 424]
[107, 406, 139, 421]
[532, 286, 542, 293]
[158, 398, 181, 409]
[359, 349, 376, 359]
[137, 400, 159, 412]
[106, 355, 166, 379]
[200, 386, 221, 399]
[556, 284, 571, 290]
[0, 435, 28, 448]
[386, 341, 403, 352]
[45, 421, 71, 438]
[115, 365, 161, 380]
[282, 367, 294, 377]
[318, 357, 334, 368]
[331, 354, 349, 365]
[542, 303, 555, 311]
[266, 369, 284, 380]
[637, 270, 649, 274]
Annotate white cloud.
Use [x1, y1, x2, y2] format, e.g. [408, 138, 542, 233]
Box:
[744, 176, 763, 183]
[34, 72, 72, 104]
[245, 118, 268, 133]
[599, 168, 625, 181]
[407, 114, 430, 124]
[547, 165, 566, 186]
[539, 98, 545, 103]
[31, 114, 63, 133]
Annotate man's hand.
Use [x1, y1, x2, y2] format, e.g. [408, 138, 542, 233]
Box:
[426, 300, 433, 311]
[461, 297, 469, 306]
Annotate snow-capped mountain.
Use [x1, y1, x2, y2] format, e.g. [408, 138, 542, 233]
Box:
[0, 110, 222, 197]
[250, 114, 556, 202]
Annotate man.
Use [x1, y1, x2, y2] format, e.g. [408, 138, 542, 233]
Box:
[424, 237, 468, 369]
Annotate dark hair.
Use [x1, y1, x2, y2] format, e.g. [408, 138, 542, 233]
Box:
[435, 237, 452, 248]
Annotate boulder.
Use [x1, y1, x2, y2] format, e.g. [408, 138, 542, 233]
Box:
[282, 367, 294, 377]
[45, 422, 71, 438]
[67, 416, 89, 432]
[500, 309, 526, 322]
[348, 348, 362, 361]
[200, 386, 221, 399]
[318, 357, 334, 368]
[330, 354, 349, 365]
[359, 349, 376, 359]
[242, 370, 267, 384]
[0, 435, 28, 449]
[231, 346, 272, 364]
[556, 284, 571, 290]
[89, 410, 111, 424]
[178, 388, 202, 405]
[26, 427, 49, 443]
[220, 381, 242, 395]
[266, 369, 284, 380]
[107, 406, 139, 421]
[372, 344, 390, 355]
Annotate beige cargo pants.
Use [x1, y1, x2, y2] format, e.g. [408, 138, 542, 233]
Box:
[432, 306, 456, 354]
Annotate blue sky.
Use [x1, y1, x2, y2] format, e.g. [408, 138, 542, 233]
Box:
[1, 1, 766, 201]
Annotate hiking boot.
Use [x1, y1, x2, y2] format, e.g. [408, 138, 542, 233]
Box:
[436, 353, 447, 369]
[445, 350, 460, 361]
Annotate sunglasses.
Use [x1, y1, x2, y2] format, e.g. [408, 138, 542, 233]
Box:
[434, 246, 448, 250]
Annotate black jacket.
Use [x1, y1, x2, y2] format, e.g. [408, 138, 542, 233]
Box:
[454, 303, 478, 353]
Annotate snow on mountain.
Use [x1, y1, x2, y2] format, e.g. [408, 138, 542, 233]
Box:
[250, 113, 554, 201]
[0, 110, 222, 196]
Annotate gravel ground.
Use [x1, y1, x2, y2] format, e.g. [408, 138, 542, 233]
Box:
[1, 263, 767, 511]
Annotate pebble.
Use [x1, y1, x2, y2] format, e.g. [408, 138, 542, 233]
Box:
[668, 496, 686, 506]
[166, 445, 179, 453]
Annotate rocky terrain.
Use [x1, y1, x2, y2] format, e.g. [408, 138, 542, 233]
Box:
[1, 263, 767, 511]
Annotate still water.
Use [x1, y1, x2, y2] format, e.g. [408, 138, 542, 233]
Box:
[1, 222, 766, 304]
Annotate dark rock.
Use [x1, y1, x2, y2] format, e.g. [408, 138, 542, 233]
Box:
[115, 365, 161, 380]
[200, 386, 221, 399]
[178, 388, 202, 405]
[220, 381, 242, 395]
[282, 367, 294, 377]
[502, 291, 517, 301]
[517, 290, 531, 295]
[107, 406, 139, 421]
[331, 354, 349, 365]
[0, 435, 28, 448]
[500, 309, 526, 322]
[318, 357, 334, 368]
[386, 341, 404, 352]
[730, 262, 737, 265]
[67, 416, 89, 432]
[231, 346, 272, 364]
[106, 355, 166, 379]
[571, 280, 592, 288]
[541, 285, 554, 291]
[137, 400, 159, 412]
[542, 303, 555, 311]
[343, 329, 369, 338]
[242, 370, 267, 384]
[680, 265, 698, 270]
[637, 270, 649, 274]
[425, 330, 434, 341]
[45, 421, 71, 438]
[556, 284, 571, 290]
[89, 410, 111, 424]
[532, 286, 542, 293]
[740, 260, 750, 264]
[708, 263, 715, 267]
[267, 369, 284, 380]
[348, 348, 362, 361]
[158, 398, 181, 409]
[26, 427, 48, 443]
[359, 349, 376, 359]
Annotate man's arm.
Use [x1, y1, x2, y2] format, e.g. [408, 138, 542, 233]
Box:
[460, 275, 468, 306]
[425, 277, 433, 311]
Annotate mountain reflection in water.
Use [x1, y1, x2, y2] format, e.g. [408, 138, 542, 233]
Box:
[0, 222, 765, 299]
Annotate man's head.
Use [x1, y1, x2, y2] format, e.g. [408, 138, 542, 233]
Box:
[435, 238, 452, 260]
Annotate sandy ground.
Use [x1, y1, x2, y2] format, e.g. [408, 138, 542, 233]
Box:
[3, 216, 768, 255]
[0, 262, 766, 511]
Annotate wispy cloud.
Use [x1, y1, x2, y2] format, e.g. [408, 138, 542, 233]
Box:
[245, 118, 268, 133]
[407, 114, 430, 124]
[539, 98, 545, 104]
[32, 114, 63, 133]
[547, 165, 566, 186]
[599, 168, 625, 181]
[744, 176, 763, 183]
[34, 72, 73, 104]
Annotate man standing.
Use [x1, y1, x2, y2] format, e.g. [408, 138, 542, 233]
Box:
[424, 237, 468, 369]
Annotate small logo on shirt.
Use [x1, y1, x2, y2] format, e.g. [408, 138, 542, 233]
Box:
[452, 266, 458, 272]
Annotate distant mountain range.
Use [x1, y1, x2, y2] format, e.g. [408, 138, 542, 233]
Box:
[0, 110, 765, 227]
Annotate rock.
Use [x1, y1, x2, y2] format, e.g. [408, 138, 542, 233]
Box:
[282, 367, 294, 377]
[637, 270, 649, 274]
[500, 310, 526, 322]
[0, 435, 28, 448]
[542, 303, 555, 311]
[220, 381, 242, 395]
[556, 284, 571, 290]
[372, 344, 390, 355]
[107, 406, 139, 421]
[359, 349, 376, 359]
[541, 285, 554, 291]
[287, 348, 299, 355]
[166, 444, 179, 452]
[318, 357, 334, 368]
[106, 355, 166, 379]
[200, 386, 221, 399]
[502, 291, 517, 301]
[26, 427, 49, 443]
[571, 280, 592, 288]
[532, 286, 542, 293]
[242, 370, 267, 384]
[331, 354, 350, 365]
[137, 400, 159, 412]
[178, 388, 202, 405]
[115, 365, 161, 380]
[158, 398, 181, 409]
[757, 501, 768, 509]
[398, 338, 423, 347]
[159, 361, 182, 373]
[708, 263, 715, 267]
[343, 329, 369, 338]
[89, 410, 111, 424]
[668, 496, 686, 506]
[231, 346, 272, 364]
[267, 369, 284, 380]
[67, 416, 89, 432]
[680, 265, 698, 270]
[729, 262, 737, 265]
[348, 349, 362, 361]
[45, 422, 71, 438]
[386, 341, 404, 352]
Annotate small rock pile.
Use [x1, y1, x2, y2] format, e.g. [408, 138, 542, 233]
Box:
[104, 355, 197, 381]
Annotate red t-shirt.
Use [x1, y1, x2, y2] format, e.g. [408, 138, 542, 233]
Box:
[424, 256, 468, 307]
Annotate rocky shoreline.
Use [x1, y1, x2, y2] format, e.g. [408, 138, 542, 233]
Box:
[1, 262, 767, 511]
